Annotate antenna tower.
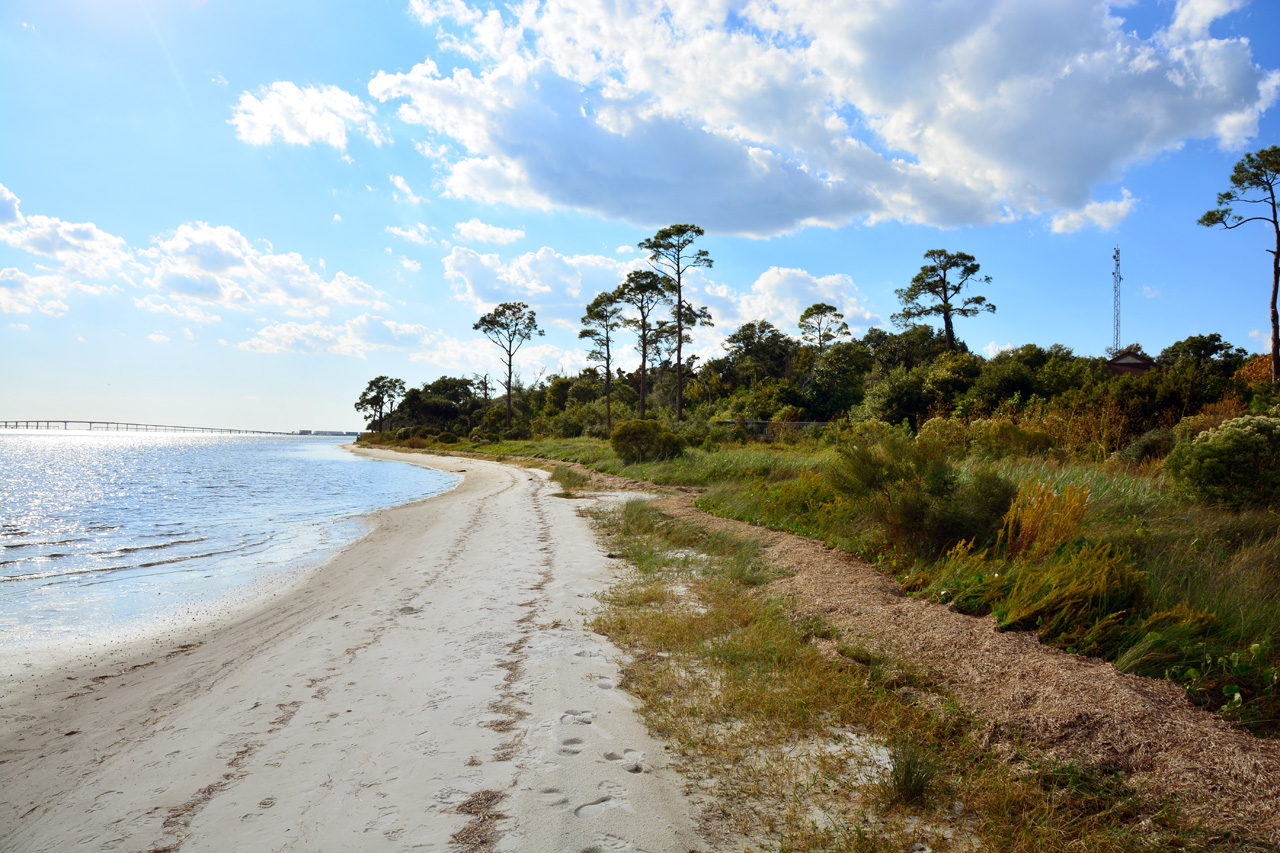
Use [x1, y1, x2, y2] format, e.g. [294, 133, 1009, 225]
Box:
[1112, 246, 1122, 355]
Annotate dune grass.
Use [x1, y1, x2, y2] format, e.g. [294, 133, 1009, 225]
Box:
[590, 499, 1264, 852]
[368, 430, 1280, 735]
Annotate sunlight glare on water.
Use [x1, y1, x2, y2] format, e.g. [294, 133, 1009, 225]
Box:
[0, 431, 458, 651]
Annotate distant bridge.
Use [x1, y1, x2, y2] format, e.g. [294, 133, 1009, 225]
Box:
[0, 419, 292, 435]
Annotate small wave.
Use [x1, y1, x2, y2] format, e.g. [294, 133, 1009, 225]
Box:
[2, 543, 254, 585]
[2, 537, 90, 550]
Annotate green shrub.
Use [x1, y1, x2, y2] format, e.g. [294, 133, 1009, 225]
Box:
[411, 425, 435, 439]
[395, 427, 412, 441]
[503, 425, 533, 441]
[436, 431, 458, 444]
[1165, 415, 1280, 508]
[966, 419, 1054, 459]
[1115, 427, 1173, 464]
[610, 419, 685, 464]
[828, 433, 1016, 558]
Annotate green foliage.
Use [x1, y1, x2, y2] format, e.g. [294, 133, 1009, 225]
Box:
[436, 431, 458, 444]
[879, 734, 941, 806]
[610, 418, 685, 463]
[854, 365, 931, 429]
[1115, 427, 1173, 464]
[828, 433, 1016, 557]
[892, 249, 995, 351]
[1165, 415, 1280, 508]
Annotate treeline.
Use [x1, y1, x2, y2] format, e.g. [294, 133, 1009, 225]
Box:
[357, 319, 1264, 458]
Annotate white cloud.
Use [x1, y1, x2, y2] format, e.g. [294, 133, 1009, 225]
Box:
[369, 0, 1277, 235]
[183, 328, 195, 341]
[703, 267, 882, 336]
[984, 341, 1014, 358]
[1050, 190, 1137, 233]
[148, 332, 170, 343]
[1162, 0, 1248, 44]
[230, 82, 387, 151]
[0, 185, 132, 277]
[390, 174, 423, 204]
[132, 293, 222, 324]
[237, 314, 430, 358]
[386, 222, 437, 246]
[211, 73, 229, 87]
[140, 222, 385, 318]
[0, 267, 107, 315]
[333, 213, 342, 223]
[454, 217, 524, 244]
[9, 322, 29, 331]
[400, 256, 422, 272]
[441, 245, 637, 318]
[615, 245, 635, 255]
[0, 183, 21, 225]
[1142, 285, 1162, 299]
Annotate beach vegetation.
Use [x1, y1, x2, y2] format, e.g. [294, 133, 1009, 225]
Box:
[589, 499, 1245, 851]
[352, 225, 1280, 736]
[610, 419, 684, 464]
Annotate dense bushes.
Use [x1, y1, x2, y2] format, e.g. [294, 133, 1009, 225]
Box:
[610, 419, 684, 464]
[828, 432, 1016, 558]
[1166, 415, 1280, 508]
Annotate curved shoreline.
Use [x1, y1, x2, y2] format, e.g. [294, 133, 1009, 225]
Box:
[0, 451, 708, 851]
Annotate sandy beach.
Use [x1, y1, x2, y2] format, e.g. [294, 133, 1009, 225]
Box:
[0, 450, 708, 852]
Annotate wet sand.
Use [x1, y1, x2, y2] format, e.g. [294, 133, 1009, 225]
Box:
[0, 450, 707, 852]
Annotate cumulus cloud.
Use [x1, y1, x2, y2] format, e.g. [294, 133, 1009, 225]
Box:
[1050, 190, 1136, 233]
[0, 185, 133, 277]
[238, 314, 430, 358]
[0, 267, 107, 315]
[386, 222, 437, 245]
[139, 222, 385, 319]
[0, 184, 21, 225]
[390, 174, 423, 203]
[230, 82, 388, 151]
[367, 0, 1277, 235]
[147, 332, 170, 343]
[441, 245, 638, 319]
[702, 267, 882, 337]
[400, 256, 422, 272]
[454, 217, 524, 244]
[984, 341, 1014, 358]
[1163, 0, 1249, 44]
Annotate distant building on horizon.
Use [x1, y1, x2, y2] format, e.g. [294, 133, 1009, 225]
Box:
[1106, 351, 1158, 377]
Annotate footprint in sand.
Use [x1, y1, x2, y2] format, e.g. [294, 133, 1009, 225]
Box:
[593, 677, 614, 690]
[559, 737, 584, 756]
[560, 709, 596, 725]
[602, 749, 647, 774]
[539, 787, 569, 806]
[573, 780, 630, 818]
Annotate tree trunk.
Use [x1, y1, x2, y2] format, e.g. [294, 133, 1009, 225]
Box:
[1271, 238, 1279, 383]
[943, 311, 956, 352]
[639, 340, 648, 418]
[605, 372, 612, 432]
[505, 358, 513, 430]
[675, 282, 684, 422]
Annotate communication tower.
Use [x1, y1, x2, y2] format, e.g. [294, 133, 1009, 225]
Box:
[1112, 246, 1122, 354]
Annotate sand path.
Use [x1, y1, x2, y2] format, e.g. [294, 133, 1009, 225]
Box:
[0, 451, 708, 852]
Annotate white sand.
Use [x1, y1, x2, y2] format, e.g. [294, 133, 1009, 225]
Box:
[0, 450, 709, 852]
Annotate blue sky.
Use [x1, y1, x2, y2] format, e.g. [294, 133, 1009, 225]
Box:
[2, 0, 1278, 432]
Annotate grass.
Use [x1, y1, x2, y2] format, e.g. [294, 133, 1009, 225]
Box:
[589, 499, 1267, 852]
[361, 429, 1280, 735]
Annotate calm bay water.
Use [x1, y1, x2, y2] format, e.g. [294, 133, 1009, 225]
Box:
[0, 432, 458, 651]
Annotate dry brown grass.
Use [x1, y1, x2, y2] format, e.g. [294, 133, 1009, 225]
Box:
[588, 499, 1272, 852]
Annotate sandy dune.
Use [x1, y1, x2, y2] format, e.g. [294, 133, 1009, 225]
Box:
[0, 451, 708, 852]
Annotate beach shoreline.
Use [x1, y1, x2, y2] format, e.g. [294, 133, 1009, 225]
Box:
[0, 449, 708, 851]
